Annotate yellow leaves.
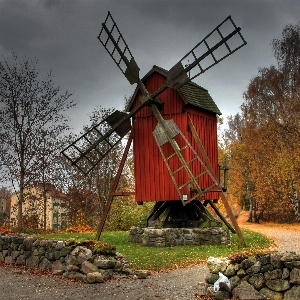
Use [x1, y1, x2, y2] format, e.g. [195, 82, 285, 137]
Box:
[0, 227, 13, 234]
[64, 225, 94, 233]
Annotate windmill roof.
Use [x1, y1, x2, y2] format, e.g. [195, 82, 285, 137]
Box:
[127, 65, 221, 115]
[179, 81, 222, 115]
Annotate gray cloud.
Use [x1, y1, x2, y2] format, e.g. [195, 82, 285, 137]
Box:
[1, 0, 299, 133]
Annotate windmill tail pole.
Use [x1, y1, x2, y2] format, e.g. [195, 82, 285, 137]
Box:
[219, 192, 246, 247]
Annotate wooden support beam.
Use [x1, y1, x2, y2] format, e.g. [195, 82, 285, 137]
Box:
[188, 118, 246, 247]
[207, 200, 235, 233]
[95, 132, 133, 240]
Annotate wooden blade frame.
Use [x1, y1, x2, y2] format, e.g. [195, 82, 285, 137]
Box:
[61, 110, 132, 175]
[167, 16, 247, 89]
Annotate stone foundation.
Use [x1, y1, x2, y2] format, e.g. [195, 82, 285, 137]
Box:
[128, 226, 230, 247]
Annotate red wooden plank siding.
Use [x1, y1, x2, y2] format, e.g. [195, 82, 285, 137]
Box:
[131, 71, 219, 202]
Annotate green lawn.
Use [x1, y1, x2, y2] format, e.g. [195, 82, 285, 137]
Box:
[36, 229, 272, 271]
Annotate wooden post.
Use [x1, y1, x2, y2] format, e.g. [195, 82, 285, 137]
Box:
[95, 132, 133, 240]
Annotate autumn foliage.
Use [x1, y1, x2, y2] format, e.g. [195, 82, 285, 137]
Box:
[223, 22, 300, 223]
[64, 225, 94, 233]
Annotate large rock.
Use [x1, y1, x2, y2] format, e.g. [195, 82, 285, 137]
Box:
[248, 273, 265, 290]
[67, 264, 80, 272]
[207, 257, 230, 274]
[11, 251, 20, 260]
[280, 253, 300, 262]
[237, 268, 247, 278]
[22, 238, 36, 251]
[281, 268, 289, 280]
[224, 263, 236, 277]
[229, 276, 241, 290]
[264, 269, 282, 280]
[80, 261, 99, 274]
[289, 267, 300, 284]
[246, 261, 261, 276]
[284, 285, 300, 300]
[241, 256, 257, 270]
[232, 281, 267, 300]
[259, 254, 271, 266]
[26, 255, 39, 267]
[70, 246, 92, 264]
[65, 271, 86, 282]
[99, 268, 113, 280]
[16, 255, 26, 265]
[86, 272, 104, 283]
[39, 257, 52, 270]
[134, 270, 150, 279]
[205, 273, 219, 284]
[93, 257, 116, 269]
[5, 256, 14, 264]
[270, 254, 283, 269]
[52, 260, 64, 272]
[261, 264, 273, 273]
[206, 286, 231, 300]
[260, 287, 283, 300]
[265, 279, 290, 292]
[55, 241, 65, 250]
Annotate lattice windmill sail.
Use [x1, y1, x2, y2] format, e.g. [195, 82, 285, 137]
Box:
[62, 11, 247, 244]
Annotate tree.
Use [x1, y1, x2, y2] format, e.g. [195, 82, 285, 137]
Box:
[224, 22, 300, 223]
[0, 54, 76, 227]
[0, 187, 12, 226]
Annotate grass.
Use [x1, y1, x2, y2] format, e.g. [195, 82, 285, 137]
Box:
[35, 228, 272, 272]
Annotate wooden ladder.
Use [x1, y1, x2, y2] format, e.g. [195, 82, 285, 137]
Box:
[152, 117, 220, 205]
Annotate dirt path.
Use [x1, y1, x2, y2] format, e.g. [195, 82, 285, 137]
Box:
[237, 211, 300, 254]
[0, 263, 208, 300]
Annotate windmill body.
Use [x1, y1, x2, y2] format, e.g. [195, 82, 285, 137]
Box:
[129, 66, 220, 203]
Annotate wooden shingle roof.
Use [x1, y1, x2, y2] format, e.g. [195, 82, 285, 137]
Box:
[127, 65, 221, 115]
[179, 81, 221, 115]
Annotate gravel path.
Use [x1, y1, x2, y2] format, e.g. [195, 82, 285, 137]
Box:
[2, 220, 300, 300]
[237, 211, 300, 254]
[240, 223, 300, 254]
[0, 263, 208, 300]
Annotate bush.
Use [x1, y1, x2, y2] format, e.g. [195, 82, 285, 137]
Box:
[105, 202, 153, 231]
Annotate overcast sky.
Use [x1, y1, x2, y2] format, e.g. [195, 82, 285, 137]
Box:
[1, 0, 299, 134]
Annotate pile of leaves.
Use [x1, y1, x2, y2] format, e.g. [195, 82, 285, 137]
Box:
[0, 227, 13, 234]
[228, 252, 250, 264]
[64, 225, 94, 233]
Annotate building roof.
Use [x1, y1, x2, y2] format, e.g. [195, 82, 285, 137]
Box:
[127, 65, 221, 115]
[31, 183, 68, 199]
[179, 81, 221, 115]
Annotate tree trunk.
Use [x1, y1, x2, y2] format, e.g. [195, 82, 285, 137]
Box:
[17, 148, 25, 227]
[43, 190, 47, 230]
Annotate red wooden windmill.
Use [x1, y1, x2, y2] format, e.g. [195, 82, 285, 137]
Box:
[62, 12, 247, 245]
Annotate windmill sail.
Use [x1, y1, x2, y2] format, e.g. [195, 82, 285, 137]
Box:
[165, 16, 247, 90]
[98, 11, 140, 85]
[62, 110, 131, 175]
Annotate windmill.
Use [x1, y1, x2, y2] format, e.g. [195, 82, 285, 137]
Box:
[62, 12, 247, 245]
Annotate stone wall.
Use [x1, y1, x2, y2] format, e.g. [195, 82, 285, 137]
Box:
[0, 234, 133, 283]
[128, 226, 230, 247]
[206, 252, 300, 300]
